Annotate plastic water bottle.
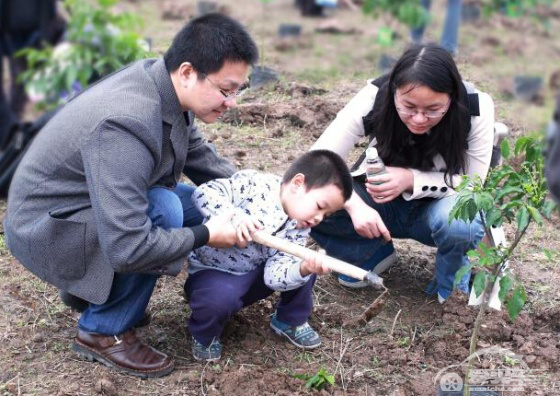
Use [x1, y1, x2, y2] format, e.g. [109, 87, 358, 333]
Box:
[365, 147, 386, 185]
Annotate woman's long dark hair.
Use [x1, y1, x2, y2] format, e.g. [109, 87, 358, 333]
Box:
[365, 44, 469, 186]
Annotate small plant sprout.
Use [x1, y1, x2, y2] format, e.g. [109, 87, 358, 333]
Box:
[397, 336, 411, 348]
[503, 355, 520, 367]
[293, 367, 335, 391]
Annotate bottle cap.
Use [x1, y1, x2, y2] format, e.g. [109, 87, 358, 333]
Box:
[366, 147, 378, 160]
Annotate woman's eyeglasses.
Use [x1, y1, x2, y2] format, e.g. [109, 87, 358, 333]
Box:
[394, 94, 451, 119]
[202, 73, 250, 102]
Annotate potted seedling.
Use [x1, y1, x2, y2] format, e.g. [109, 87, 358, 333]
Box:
[18, 0, 151, 110]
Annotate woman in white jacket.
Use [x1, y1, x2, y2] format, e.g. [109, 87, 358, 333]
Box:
[311, 44, 495, 302]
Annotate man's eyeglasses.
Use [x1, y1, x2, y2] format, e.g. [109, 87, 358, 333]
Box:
[202, 73, 250, 102]
[394, 94, 451, 119]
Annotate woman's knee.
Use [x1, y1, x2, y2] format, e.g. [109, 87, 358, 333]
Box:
[147, 187, 184, 229]
[429, 197, 484, 247]
[446, 218, 484, 249]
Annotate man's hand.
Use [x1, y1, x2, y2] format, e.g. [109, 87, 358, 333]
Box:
[300, 249, 331, 277]
[205, 212, 238, 248]
[366, 166, 413, 204]
[345, 193, 391, 241]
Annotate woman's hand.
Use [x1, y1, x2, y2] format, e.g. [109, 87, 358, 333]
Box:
[345, 194, 391, 241]
[366, 166, 413, 204]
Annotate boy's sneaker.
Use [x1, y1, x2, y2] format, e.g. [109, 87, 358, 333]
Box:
[338, 243, 397, 288]
[192, 337, 222, 362]
[270, 314, 321, 349]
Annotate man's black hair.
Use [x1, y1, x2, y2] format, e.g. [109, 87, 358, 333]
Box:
[282, 150, 353, 201]
[164, 13, 259, 78]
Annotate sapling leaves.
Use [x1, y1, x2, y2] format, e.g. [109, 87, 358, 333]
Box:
[474, 192, 494, 213]
[485, 207, 503, 227]
[500, 139, 511, 160]
[506, 286, 527, 321]
[472, 271, 487, 298]
[454, 263, 473, 287]
[449, 135, 555, 321]
[516, 206, 530, 232]
[499, 276, 513, 302]
[19, 0, 151, 110]
[527, 205, 543, 226]
[463, 200, 479, 223]
[495, 186, 524, 201]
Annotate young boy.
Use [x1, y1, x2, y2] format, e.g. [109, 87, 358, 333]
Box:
[185, 150, 353, 361]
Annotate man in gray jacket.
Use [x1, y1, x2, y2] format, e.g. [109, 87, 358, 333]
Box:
[3, 13, 258, 378]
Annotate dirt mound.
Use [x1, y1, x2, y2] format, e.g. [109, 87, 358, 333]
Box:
[432, 291, 560, 372]
[221, 82, 345, 138]
[205, 366, 307, 396]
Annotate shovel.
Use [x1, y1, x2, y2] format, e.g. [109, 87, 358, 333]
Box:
[252, 231, 389, 327]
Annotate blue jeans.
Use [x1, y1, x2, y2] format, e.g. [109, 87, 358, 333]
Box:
[411, 0, 462, 54]
[78, 183, 203, 335]
[310, 181, 484, 299]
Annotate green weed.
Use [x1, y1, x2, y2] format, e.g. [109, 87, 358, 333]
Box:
[397, 336, 410, 348]
[293, 367, 335, 391]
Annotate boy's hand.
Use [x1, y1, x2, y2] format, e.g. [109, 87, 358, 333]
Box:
[300, 249, 331, 277]
[235, 216, 263, 248]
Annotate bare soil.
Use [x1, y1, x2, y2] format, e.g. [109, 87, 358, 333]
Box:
[1, 0, 560, 395]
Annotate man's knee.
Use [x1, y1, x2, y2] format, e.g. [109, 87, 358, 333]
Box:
[147, 187, 184, 229]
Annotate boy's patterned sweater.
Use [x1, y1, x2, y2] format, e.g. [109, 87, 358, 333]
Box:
[188, 170, 312, 291]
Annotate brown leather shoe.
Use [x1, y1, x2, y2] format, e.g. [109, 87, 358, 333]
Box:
[72, 329, 174, 378]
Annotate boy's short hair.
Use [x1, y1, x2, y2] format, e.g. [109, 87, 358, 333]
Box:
[164, 13, 259, 78]
[282, 150, 353, 201]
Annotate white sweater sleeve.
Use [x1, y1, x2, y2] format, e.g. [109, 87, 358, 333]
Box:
[402, 90, 495, 200]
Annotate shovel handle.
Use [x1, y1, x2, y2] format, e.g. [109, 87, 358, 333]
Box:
[252, 231, 370, 281]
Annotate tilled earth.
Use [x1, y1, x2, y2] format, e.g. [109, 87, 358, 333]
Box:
[2, 0, 560, 395]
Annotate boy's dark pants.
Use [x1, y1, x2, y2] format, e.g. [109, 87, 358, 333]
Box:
[184, 266, 316, 346]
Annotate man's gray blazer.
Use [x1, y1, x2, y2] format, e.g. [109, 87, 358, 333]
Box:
[3, 59, 235, 304]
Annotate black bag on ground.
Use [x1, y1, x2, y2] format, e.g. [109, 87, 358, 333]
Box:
[0, 109, 57, 197]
